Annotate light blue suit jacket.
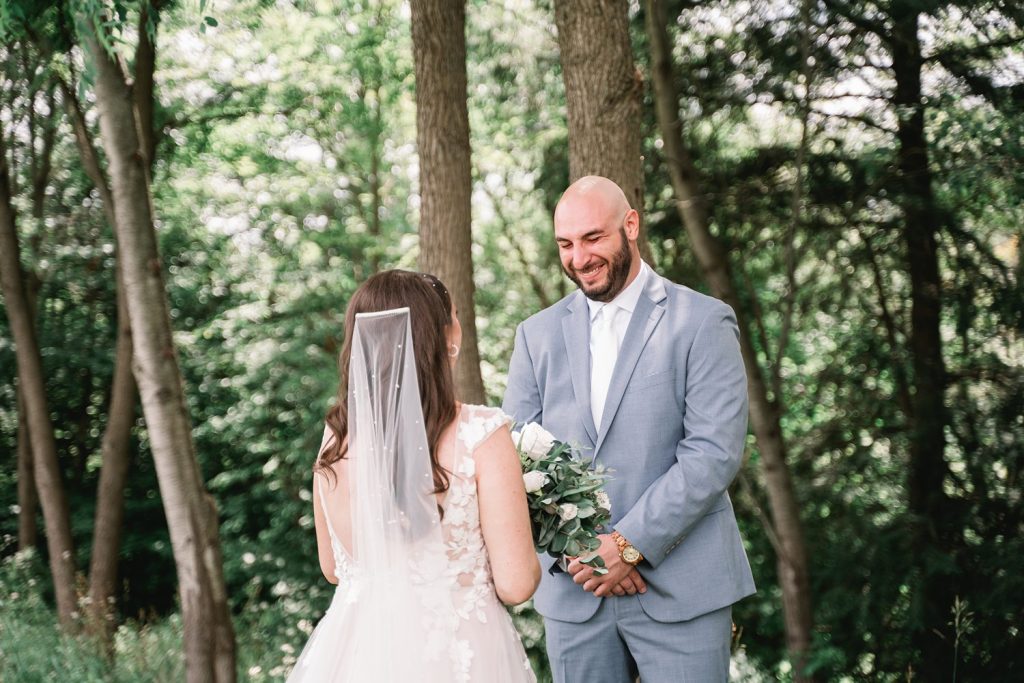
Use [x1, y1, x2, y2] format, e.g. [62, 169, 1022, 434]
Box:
[503, 272, 756, 623]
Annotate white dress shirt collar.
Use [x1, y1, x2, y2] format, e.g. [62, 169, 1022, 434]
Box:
[587, 260, 651, 321]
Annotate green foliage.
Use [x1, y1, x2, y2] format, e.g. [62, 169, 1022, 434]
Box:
[518, 428, 611, 567]
[648, 0, 1024, 678]
[1, 0, 1022, 680]
[0, 549, 183, 682]
[0, 548, 549, 681]
[509, 601, 552, 683]
[0, 549, 321, 681]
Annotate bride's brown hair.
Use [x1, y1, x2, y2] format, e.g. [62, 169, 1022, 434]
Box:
[317, 270, 457, 497]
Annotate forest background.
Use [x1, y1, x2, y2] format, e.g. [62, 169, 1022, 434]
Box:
[0, 0, 1021, 681]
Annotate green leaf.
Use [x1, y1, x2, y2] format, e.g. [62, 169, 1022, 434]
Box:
[551, 533, 568, 554]
[559, 518, 581, 535]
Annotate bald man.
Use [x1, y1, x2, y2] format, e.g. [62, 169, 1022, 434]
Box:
[503, 176, 755, 682]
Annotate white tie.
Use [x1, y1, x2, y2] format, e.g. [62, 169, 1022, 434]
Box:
[590, 303, 621, 431]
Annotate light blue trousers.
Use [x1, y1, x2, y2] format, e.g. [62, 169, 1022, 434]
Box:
[544, 599, 732, 683]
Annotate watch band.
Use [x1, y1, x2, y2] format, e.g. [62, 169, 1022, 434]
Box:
[611, 530, 643, 564]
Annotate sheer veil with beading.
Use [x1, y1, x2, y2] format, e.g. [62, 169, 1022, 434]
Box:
[288, 307, 459, 681]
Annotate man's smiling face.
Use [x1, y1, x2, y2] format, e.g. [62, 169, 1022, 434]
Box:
[553, 177, 640, 303]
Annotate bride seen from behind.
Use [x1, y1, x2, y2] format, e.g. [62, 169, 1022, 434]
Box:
[288, 269, 540, 682]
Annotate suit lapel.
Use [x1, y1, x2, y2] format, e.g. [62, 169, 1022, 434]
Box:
[594, 274, 668, 455]
[561, 293, 598, 444]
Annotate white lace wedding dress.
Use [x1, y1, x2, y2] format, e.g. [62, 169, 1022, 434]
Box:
[288, 404, 536, 682]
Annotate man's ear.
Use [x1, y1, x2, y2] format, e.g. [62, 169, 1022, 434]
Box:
[624, 208, 640, 240]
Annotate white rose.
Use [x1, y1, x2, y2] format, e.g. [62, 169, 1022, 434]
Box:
[559, 503, 578, 522]
[595, 491, 611, 513]
[517, 422, 558, 460]
[522, 471, 549, 493]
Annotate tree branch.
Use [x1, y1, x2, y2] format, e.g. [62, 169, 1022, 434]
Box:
[811, 109, 897, 135]
[478, 176, 553, 309]
[31, 85, 58, 220]
[934, 50, 1024, 111]
[738, 466, 787, 563]
[732, 254, 776, 381]
[56, 75, 117, 227]
[777, 0, 814, 399]
[925, 33, 1024, 63]
[820, 0, 890, 40]
[859, 228, 913, 419]
[133, 1, 159, 170]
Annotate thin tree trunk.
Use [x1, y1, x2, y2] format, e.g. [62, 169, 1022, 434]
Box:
[16, 270, 41, 551]
[16, 387, 39, 550]
[368, 81, 382, 275]
[30, 87, 57, 222]
[0, 127, 79, 630]
[61, 68, 140, 646]
[776, 0, 813, 401]
[79, 18, 236, 682]
[480, 179, 553, 310]
[891, 7, 954, 675]
[16, 74, 48, 555]
[61, 80, 114, 218]
[410, 0, 486, 404]
[133, 2, 158, 168]
[861, 230, 914, 418]
[83, 6, 159, 642]
[553, 0, 652, 262]
[645, 1, 815, 678]
[85, 260, 136, 642]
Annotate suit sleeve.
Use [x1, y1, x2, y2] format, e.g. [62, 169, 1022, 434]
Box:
[501, 322, 543, 429]
[613, 305, 749, 569]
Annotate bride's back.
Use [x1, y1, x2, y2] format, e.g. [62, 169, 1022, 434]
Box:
[292, 269, 537, 682]
[314, 404, 538, 606]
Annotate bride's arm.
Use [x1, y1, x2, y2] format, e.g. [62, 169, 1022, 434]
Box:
[476, 425, 541, 605]
[312, 425, 340, 584]
[312, 477, 339, 585]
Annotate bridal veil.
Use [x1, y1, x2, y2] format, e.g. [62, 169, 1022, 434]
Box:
[289, 307, 459, 681]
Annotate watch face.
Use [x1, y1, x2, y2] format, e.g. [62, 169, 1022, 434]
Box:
[622, 546, 641, 564]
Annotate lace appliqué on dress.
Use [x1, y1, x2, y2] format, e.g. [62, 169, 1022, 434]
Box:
[444, 406, 512, 626]
[297, 406, 534, 682]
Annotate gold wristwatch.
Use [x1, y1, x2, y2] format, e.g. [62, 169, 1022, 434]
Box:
[611, 530, 643, 566]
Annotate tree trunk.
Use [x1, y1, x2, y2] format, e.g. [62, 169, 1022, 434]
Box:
[0, 127, 79, 629]
[85, 260, 136, 642]
[645, 1, 815, 678]
[16, 269, 41, 551]
[553, 0, 651, 261]
[30, 87, 57, 223]
[891, 7, 954, 676]
[61, 65, 141, 647]
[410, 0, 486, 404]
[368, 80, 382, 275]
[79, 20, 237, 682]
[132, 3, 158, 169]
[16, 387, 39, 550]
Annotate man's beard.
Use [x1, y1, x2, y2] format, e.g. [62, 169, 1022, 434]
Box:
[562, 228, 634, 302]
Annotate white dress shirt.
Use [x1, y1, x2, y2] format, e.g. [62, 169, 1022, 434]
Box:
[589, 262, 651, 429]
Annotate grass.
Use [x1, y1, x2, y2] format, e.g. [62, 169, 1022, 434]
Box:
[2, 550, 771, 682]
[0, 550, 310, 682]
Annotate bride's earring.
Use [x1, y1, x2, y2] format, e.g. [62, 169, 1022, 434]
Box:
[449, 344, 460, 358]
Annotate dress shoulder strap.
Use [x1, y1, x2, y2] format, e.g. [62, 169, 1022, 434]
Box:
[457, 404, 513, 455]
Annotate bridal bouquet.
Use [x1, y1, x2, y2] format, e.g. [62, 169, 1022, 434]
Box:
[514, 422, 612, 574]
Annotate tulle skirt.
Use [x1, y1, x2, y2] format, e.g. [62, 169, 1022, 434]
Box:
[287, 581, 536, 683]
